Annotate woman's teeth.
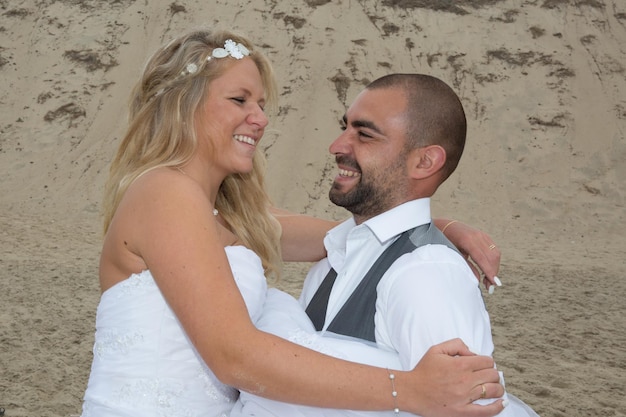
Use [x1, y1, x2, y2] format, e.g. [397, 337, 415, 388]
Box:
[234, 135, 255, 145]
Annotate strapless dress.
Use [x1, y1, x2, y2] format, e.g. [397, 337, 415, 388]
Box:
[80, 245, 267, 417]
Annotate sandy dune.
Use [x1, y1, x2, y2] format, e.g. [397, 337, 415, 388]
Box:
[1, 1, 625, 416]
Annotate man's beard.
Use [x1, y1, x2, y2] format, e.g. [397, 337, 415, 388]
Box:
[329, 154, 407, 219]
[329, 172, 388, 218]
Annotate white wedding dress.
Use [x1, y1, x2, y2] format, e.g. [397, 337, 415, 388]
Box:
[81, 245, 539, 417]
[231, 289, 541, 417]
[80, 245, 267, 417]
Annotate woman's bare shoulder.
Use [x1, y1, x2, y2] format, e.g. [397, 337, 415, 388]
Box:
[124, 168, 206, 207]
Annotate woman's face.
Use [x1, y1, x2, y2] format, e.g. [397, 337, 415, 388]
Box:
[196, 57, 268, 176]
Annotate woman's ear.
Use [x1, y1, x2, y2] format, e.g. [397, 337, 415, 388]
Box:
[410, 145, 446, 179]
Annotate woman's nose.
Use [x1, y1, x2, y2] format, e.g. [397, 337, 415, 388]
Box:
[248, 105, 268, 128]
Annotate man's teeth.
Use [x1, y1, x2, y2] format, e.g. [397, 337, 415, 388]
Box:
[234, 135, 255, 145]
[339, 168, 360, 177]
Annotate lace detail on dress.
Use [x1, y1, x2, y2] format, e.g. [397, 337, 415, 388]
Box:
[114, 270, 157, 298]
[94, 329, 145, 358]
[114, 378, 196, 417]
[196, 362, 239, 402]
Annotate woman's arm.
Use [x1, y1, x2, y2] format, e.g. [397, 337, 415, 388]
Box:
[271, 207, 339, 262]
[435, 218, 502, 289]
[130, 174, 503, 417]
[274, 209, 502, 288]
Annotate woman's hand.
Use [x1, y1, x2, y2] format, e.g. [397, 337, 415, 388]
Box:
[435, 219, 502, 292]
[401, 338, 506, 417]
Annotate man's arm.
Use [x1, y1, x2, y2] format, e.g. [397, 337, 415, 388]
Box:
[410, 339, 507, 417]
[377, 246, 509, 414]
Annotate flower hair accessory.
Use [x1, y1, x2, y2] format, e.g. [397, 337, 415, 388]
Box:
[181, 40, 249, 76]
[208, 39, 250, 61]
[153, 39, 251, 98]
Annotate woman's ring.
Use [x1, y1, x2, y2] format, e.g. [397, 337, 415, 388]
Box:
[488, 244, 496, 250]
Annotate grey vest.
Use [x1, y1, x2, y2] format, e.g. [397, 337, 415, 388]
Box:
[305, 222, 460, 343]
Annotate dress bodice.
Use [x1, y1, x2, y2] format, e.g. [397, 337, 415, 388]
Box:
[81, 246, 267, 417]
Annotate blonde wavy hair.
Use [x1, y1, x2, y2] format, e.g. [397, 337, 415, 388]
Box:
[102, 28, 282, 278]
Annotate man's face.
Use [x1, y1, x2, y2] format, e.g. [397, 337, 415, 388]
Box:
[328, 87, 411, 222]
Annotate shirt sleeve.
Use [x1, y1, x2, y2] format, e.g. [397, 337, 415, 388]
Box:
[375, 244, 495, 370]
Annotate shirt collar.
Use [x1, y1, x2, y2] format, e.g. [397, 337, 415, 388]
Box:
[326, 198, 432, 248]
[363, 198, 432, 244]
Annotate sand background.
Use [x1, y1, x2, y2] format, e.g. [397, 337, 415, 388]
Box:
[1, 0, 625, 416]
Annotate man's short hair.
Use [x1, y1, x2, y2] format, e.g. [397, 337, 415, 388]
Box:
[366, 74, 467, 181]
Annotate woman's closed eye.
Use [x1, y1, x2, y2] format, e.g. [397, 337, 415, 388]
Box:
[231, 97, 266, 112]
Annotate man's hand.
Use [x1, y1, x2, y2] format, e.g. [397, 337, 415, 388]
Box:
[402, 339, 506, 417]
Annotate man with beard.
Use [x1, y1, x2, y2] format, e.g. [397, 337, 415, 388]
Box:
[230, 74, 541, 417]
[297, 73, 536, 415]
[301, 73, 483, 350]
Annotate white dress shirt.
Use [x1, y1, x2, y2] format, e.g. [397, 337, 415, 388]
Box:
[300, 198, 495, 369]
[232, 198, 539, 416]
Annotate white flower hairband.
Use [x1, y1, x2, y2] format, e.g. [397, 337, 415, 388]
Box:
[182, 39, 250, 76]
[154, 39, 251, 97]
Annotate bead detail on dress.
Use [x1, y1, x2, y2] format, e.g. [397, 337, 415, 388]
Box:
[94, 329, 144, 358]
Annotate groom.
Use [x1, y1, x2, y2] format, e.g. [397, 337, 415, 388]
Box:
[234, 74, 507, 417]
[300, 73, 507, 412]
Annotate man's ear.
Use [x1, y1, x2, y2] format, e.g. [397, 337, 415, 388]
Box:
[409, 145, 446, 179]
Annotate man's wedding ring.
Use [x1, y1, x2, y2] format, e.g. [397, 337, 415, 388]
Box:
[480, 384, 487, 399]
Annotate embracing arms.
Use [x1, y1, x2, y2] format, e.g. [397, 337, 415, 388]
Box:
[122, 173, 504, 416]
[274, 209, 502, 288]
